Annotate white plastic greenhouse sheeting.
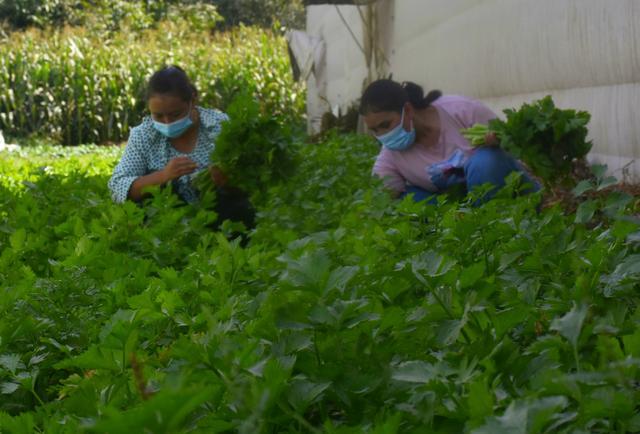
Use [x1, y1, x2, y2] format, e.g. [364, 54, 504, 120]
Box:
[306, 0, 640, 181]
[306, 5, 369, 132]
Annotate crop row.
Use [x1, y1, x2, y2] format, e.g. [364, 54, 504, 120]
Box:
[0, 136, 638, 432]
[0, 22, 303, 146]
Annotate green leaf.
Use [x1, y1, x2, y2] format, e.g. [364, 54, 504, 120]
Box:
[9, 228, 26, 250]
[572, 180, 593, 197]
[628, 231, 640, 243]
[459, 262, 486, 289]
[371, 413, 403, 434]
[287, 380, 331, 412]
[628, 412, 640, 432]
[498, 251, 524, 271]
[526, 396, 570, 433]
[472, 397, 568, 434]
[92, 387, 216, 433]
[467, 377, 494, 420]
[0, 382, 19, 394]
[436, 319, 465, 346]
[308, 305, 335, 326]
[591, 164, 608, 179]
[325, 266, 359, 294]
[411, 250, 457, 278]
[55, 345, 122, 371]
[472, 401, 527, 434]
[156, 290, 185, 316]
[601, 254, 640, 296]
[609, 254, 640, 277]
[0, 411, 37, 434]
[391, 361, 435, 383]
[622, 329, 640, 357]
[550, 303, 588, 348]
[575, 200, 598, 224]
[0, 354, 22, 375]
[280, 249, 332, 292]
[597, 176, 618, 191]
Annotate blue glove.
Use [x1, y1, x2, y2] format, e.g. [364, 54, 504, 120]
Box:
[427, 150, 467, 191]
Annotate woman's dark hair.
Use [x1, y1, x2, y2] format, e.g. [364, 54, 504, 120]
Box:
[146, 65, 198, 102]
[359, 79, 442, 115]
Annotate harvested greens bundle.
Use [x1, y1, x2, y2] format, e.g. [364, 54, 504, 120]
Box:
[461, 96, 592, 183]
[461, 123, 491, 147]
[194, 93, 299, 200]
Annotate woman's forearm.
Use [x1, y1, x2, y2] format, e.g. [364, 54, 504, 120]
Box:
[128, 170, 168, 201]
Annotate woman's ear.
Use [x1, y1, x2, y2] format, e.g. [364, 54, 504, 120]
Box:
[190, 95, 199, 113]
[191, 87, 199, 105]
[403, 102, 414, 131]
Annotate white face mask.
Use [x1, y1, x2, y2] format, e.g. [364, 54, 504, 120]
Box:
[375, 108, 416, 151]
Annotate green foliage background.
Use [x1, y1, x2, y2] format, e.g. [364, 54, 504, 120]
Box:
[0, 136, 639, 432]
[211, 0, 305, 29]
[0, 0, 305, 30]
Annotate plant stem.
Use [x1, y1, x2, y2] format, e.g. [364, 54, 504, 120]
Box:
[478, 228, 491, 272]
[313, 329, 323, 366]
[277, 401, 323, 434]
[431, 289, 472, 344]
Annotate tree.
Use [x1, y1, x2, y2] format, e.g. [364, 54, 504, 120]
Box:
[210, 0, 305, 29]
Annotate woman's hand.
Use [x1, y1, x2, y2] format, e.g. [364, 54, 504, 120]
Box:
[209, 165, 229, 187]
[162, 156, 198, 182]
[484, 132, 500, 147]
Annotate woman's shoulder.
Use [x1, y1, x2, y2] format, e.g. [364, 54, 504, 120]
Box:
[127, 116, 161, 149]
[433, 94, 483, 111]
[433, 94, 496, 122]
[434, 93, 498, 129]
[198, 107, 229, 134]
[375, 145, 401, 166]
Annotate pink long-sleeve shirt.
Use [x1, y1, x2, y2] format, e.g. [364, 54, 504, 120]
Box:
[372, 95, 497, 193]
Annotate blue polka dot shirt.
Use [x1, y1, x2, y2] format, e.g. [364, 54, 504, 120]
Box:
[108, 107, 229, 204]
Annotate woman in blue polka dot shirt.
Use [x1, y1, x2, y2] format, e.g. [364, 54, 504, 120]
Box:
[108, 65, 254, 229]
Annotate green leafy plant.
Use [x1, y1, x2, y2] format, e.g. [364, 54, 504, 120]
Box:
[461, 96, 592, 184]
[492, 96, 592, 183]
[0, 114, 639, 433]
[195, 93, 300, 199]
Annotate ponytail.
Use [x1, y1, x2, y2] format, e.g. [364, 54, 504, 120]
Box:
[402, 81, 442, 110]
[360, 79, 441, 115]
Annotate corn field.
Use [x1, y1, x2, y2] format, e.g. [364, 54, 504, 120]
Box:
[0, 22, 304, 145]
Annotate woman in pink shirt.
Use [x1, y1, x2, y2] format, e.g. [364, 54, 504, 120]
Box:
[360, 79, 538, 203]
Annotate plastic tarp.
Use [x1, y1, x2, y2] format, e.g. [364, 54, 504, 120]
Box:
[286, 30, 326, 82]
[306, 0, 640, 180]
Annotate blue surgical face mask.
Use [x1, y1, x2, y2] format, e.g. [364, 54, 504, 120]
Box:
[152, 104, 194, 138]
[375, 108, 416, 151]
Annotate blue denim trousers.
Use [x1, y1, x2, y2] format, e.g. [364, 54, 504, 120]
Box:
[402, 147, 540, 204]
